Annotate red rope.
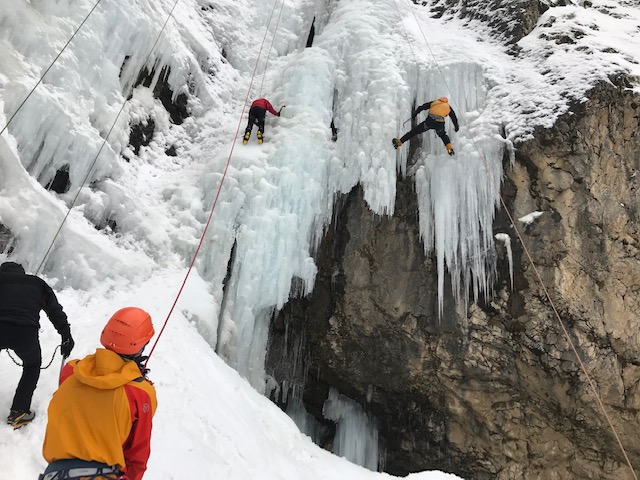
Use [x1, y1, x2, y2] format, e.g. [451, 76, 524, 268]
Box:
[146, 0, 282, 364]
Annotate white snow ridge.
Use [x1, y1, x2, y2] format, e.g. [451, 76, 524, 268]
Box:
[518, 211, 544, 226]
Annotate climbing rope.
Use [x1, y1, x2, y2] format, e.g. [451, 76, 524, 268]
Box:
[499, 196, 638, 479]
[396, 0, 637, 476]
[146, 0, 284, 363]
[0, 0, 104, 138]
[258, 0, 286, 98]
[406, 3, 499, 194]
[35, 0, 181, 275]
[391, 1, 418, 74]
[3, 345, 61, 370]
[3, 0, 181, 370]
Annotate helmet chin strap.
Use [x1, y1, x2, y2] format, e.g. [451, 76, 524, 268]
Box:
[120, 344, 150, 377]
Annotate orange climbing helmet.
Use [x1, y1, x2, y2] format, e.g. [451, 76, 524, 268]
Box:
[438, 96, 448, 103]
[100, 307, 155, 355]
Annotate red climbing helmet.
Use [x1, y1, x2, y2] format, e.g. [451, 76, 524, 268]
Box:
[100, 307, 155, 355]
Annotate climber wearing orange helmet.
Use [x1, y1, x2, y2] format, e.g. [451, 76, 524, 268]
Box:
[392, 97, 460, 155]
[40, 307, 157, 480]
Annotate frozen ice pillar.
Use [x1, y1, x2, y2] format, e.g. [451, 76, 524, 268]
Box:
[323, 388, 380, 471]
[412, 62, 505, 313]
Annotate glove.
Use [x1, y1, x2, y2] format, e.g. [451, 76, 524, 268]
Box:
[60, 330, 75, 358]
[454, 125, 459, 132]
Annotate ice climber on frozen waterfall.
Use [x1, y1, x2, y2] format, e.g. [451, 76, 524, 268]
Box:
[243, 98, 284, 145]
[392, 97, 459, 155]
[41, 307, 157, 480]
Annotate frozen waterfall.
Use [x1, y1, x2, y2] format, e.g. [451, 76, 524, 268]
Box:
[0, 0, 505, 409]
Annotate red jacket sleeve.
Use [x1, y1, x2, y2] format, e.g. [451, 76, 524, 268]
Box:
[59, 361, 76, 385]
[264, 100, 279, 117]
[123, 383, 156, 480]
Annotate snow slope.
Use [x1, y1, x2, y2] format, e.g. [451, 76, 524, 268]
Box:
[1, 272, 460, 479]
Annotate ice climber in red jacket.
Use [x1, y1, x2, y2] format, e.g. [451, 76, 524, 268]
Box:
[243, 98, 284, 145]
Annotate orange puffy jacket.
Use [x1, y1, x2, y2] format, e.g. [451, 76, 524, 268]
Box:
[43, 349, 157, 480]
[415, 97, 459, 128]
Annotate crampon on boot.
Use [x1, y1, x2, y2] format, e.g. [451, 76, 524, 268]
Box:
[257, 131, 263, 145]
[242, 131, 250, 145]
[392, 138, 402, 150]
[7, 410, 35, 429]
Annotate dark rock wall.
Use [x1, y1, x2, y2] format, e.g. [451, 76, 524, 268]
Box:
[266, 79, 640, 479]
[422, 0, 549, 44]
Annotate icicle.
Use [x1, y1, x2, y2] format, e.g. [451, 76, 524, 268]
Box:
[323, 388, 380, 471]
[286, 397, 324, 444]
[412, 62, 504, 313]
[494, 233, 513, 290]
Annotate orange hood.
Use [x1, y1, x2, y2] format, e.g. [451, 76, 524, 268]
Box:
[73, 348, 142, 390]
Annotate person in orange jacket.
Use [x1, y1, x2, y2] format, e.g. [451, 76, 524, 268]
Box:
[243, 98, 284, 144]
[40, 307, 157, 480]
[392, 97, 459, 155]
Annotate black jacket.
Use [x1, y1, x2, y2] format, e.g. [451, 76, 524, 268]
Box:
[0, 262, 70, 335]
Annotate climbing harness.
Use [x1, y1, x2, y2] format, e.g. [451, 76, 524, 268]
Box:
[38, 467, 124, 480]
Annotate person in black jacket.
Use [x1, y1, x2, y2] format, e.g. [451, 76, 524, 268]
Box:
[0, 261, 74, 428]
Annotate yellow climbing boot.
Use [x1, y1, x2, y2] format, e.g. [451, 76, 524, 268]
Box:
[392, 138, 402, 149]
[446, 143, 455, 156]
[242, 131, 250, 145]
[257, 131, 263, 145]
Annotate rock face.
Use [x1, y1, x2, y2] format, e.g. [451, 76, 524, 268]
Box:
[423, 0, 550, 44]
[266, 79, 640, 479]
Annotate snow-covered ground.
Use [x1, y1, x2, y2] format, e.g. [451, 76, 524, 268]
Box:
[1, 0, 639, 477]
[1, 274, 461, 479]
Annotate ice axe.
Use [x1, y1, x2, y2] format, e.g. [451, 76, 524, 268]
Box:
[59, 350, 69, 377]
[59, 336, 74, 376]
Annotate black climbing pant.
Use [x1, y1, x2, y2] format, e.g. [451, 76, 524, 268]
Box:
[400, 116, 450, 146]
[245, 106, 267, 136]
[0, 323, 41, 412]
